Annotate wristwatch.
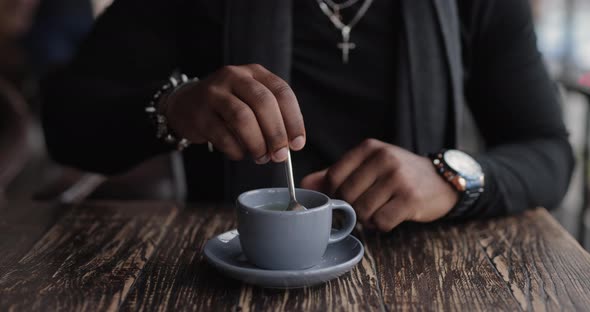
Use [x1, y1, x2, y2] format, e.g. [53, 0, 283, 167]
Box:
[430, 149, 485, 218]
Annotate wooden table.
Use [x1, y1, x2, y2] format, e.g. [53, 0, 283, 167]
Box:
[1, 200, 590, 311]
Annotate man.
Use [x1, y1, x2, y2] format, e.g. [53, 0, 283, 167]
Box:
[42, 0, 574, 231]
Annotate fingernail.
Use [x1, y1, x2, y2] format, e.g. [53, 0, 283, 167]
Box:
[255, 154, 270, 165]
[290, 136, 305, 150]
[272, 147, 289, 162]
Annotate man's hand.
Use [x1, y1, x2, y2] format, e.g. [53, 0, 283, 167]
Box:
[165, 64, 305, 163]
[301, 139, 458, 232]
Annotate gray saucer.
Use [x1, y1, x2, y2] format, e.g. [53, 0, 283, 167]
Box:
[203, 229, 364, 289]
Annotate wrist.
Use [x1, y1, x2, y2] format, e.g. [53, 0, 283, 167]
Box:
[146, 74, 198, 151]
[429, 149, 485, 219]
[157, 75, 199, 119]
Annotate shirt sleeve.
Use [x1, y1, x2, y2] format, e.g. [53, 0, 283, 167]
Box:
[458, 0, 575, 218]
[41, 0, 187, 175]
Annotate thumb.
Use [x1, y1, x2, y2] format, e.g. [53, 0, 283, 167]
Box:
[300, 169, 328, 191]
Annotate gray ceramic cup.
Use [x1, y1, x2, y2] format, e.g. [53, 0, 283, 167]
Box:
[237, 188, 357, 270]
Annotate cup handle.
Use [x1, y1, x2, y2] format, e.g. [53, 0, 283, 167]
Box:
[328, 199, 357, 244]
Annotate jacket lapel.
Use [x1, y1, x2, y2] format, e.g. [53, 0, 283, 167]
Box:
[432, 0, 465, 148]
[398, 0, 462, 154]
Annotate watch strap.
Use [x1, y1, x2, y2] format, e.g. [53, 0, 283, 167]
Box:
[446, 187, 481, 219]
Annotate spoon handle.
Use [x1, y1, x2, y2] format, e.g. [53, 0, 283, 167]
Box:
[285, 149, 297, 201]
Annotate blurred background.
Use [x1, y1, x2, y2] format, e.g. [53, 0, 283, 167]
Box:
[1, 0, 589, 245]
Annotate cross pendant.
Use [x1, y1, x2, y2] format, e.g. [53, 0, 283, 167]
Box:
[337, 26, 355, 64]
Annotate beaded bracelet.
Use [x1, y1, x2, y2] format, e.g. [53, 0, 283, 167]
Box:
[145, 74, 198, 151]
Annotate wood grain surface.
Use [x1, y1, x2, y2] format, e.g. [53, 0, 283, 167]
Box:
[0, 201, 177, 311]
[1, 201, 590, 311]
[365, 209, 590, 311]
[0, 201, 64, 274]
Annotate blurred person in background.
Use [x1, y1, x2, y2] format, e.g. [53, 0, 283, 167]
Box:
[0, 0, 97, 199]
[0, 0, 38, 196]
[43, 0, 574, 231]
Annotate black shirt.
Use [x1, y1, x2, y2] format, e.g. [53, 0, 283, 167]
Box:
[292, 0, 398, 180]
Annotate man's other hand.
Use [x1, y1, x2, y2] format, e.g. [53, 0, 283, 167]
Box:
[301, 139, 458, 232]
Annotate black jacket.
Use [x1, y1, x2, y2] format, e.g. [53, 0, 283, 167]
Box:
[42, 0, 574, 218]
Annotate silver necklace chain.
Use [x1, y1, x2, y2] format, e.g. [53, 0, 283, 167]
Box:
[323, 0, 360, 12]
[316, 0, 374, 64]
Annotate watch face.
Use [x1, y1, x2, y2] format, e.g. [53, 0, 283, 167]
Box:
[443, 150, 482, 179]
